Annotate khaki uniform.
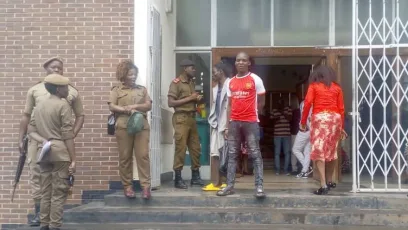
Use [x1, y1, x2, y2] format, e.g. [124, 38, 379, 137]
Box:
[109, 84, 151, 189]
[24, 82, 83, 203]
[28, 95, 74, 229]
[168, 74, 201, 170]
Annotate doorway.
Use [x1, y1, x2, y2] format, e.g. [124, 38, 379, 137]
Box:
[212, 47, 344, 185]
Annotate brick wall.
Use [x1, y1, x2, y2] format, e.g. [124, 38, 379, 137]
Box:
[0, 0, 134, 224]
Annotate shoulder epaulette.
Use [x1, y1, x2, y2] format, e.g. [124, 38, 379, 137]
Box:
[135, 84, 145, 89]
[173, 78, 181, 83]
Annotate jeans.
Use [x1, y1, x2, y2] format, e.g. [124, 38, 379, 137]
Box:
[226, 121, 264, 188]
[274, 136, 291, 173]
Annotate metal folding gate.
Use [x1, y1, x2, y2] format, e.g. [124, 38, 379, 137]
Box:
[149, 7, 162, 189]
[352, 0, 408, 192]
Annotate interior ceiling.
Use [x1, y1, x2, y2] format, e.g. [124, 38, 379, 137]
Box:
[253, 57, 323, 65]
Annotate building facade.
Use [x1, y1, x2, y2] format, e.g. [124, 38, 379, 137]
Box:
[1, 0, 408, 224]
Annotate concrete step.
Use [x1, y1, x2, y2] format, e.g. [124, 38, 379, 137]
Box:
[12, 223, 408, 230]
[62, 202, 408, 226]
[104, 190, 408, 210]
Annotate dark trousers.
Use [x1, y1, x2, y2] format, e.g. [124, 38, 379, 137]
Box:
[226, 121, 264, 187]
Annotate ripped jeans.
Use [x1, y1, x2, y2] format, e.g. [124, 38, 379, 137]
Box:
[226, 121, 264, 188]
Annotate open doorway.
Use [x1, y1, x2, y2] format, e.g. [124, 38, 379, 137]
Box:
[220, 56, 323, 179]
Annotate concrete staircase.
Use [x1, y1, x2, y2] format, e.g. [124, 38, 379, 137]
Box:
[58, 186, 408, 228]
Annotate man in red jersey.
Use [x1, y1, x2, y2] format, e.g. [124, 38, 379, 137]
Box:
[216, 52, 266, 198]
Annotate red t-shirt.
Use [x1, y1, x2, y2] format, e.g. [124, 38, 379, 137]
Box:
[226, 72, 266, 122]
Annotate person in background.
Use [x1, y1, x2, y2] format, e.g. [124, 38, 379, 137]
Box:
[168, 59, 204, 189]
[27, 74, 76, 230]
[217, 52, 266, 198]
[18, 57, 84, 227]
[203, 62, 231, 191]
[300, 66, 347, 195]
[271, 99, 292, 175]
[292, 100, 313, 178]
[108, 60, 152, 199]
[290, 95, 300, 175]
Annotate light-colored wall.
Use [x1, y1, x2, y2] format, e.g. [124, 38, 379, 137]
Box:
[151, 0, 176, 175]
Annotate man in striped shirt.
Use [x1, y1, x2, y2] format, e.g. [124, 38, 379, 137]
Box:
[271, 99, 292, 175]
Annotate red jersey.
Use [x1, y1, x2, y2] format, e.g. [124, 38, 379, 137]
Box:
[301, 82, 345, 128]
[226, 72, 266, 122]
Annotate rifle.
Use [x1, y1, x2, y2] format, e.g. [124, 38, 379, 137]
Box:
[11, 135, 29, 202]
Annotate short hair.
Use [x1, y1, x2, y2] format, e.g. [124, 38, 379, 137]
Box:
[116, 60, 138, 81]
[44, 83, 58, 95]
[214, 62, 232, 78]
[309, 66, 337, 87]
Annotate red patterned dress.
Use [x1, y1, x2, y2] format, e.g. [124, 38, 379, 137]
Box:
[301, 82, 345, 162]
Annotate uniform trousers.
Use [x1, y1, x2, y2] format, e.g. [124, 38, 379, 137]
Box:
[172, 112, 201, 170]
[115, 128, 151, 189]
[39, 161, 70, 228]
[28, 138, 42, 203]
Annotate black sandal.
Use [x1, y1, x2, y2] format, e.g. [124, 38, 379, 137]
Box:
[216, 187, 234, 196]
[327, 182, 337, 190]
[313, 187, 329, 195]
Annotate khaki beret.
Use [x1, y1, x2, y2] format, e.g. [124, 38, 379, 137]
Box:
[180, 59, 195, 67]
[43, 57, 63, 69]
[44, 74, 70, 86]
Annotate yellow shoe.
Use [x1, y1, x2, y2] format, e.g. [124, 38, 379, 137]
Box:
[220, 183, 227, 188]
[202, 183, 221, 191]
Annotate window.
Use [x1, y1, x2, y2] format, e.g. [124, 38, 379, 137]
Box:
[217, 0, 271, 46]
[176, 0, 211, 47]
[274, 0, 329, 46]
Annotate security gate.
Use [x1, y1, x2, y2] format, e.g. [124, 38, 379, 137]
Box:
[149, 7, 162, 189]
[352, 0, 408, 192]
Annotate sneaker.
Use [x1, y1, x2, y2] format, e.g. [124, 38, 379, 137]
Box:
[296, 172, 304, 178]
[290, 171, 298, 176]
[285, 172, 291, 176]
[255, 185, 266, 198]
[305, 166, 313, 176]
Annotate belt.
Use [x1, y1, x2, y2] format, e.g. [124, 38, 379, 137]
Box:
[175, 111, 196, 117]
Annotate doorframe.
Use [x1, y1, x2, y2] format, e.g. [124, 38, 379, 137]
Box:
[212, 47, 351, 183]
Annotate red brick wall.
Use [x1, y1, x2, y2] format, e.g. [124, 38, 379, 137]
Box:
[0, 0, 134, 224]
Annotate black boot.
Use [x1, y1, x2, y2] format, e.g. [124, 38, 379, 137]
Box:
[29, 202, 40, 226]
[190, 169, 204, 186]
[174, 170, 187, 189]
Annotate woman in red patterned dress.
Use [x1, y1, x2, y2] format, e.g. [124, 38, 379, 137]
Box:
[300, 66, 347, 195]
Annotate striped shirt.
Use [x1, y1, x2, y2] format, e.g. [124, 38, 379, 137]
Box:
[272, 106, 292, 136]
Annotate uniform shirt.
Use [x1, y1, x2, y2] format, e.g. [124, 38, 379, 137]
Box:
[28, 95, 74, 162]
[24, 81, 84, 118]
[271, 106, 292, 136]
[109, 84, 151, 130]
[226, 72, 266, 122]
[167, 74, 197, 113]
[301, 82, 345, 128]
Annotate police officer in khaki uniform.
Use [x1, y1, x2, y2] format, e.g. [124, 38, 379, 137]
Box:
[27, 74, 76, 230]
[108, 60, 152, 199]
[18, 57, 84, 226]
[168, 59, 204, 189]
